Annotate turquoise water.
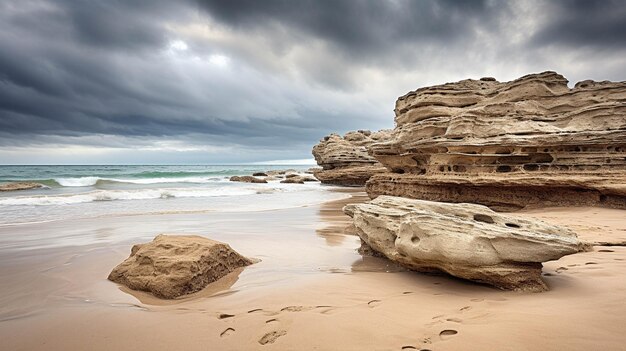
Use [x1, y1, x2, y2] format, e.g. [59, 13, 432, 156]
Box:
[0, 165, 308, 187]
[0, 165, 342, 226]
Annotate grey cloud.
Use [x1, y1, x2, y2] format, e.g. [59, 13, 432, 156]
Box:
[0, 0, 625, 164]
[532, 0, 626, 48]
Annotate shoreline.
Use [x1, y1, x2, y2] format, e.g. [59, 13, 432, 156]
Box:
[1, 188, 625, 350]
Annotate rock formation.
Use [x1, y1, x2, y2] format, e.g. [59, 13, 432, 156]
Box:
[280, 175, 317, 184]
[230, 175, 267, 184]
[344, 196, 582, 291]
[312, 130, 391, 186]
[108, 234, 256, 299]
[0, 182, 44, 191]
[366, 71, 626, 210]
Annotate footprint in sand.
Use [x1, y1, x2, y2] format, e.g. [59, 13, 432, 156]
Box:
[598, 249, 614, 253]
[266, 318, 279, 324]
[248, 308, 263, 313]
[401, 346, 417, 350]
[218, 313, 235, 319]
[315, 305, 336, 314]
[488, 297, 507, 302]
[281, 305, 318, 312]
[439, 329, 458, 341]
[459, 306, 471, 312]
[367, 300, 382, 308]
[259, 330, 287, 345]
[585, 262, 598, 265]
[402, 291, 413, 295]
[555, 267, 568, 273]
[220, 328, 235, 338]
[446, 318, 462, 323]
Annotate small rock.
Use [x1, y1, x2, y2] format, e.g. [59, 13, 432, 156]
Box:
[229, 176, 267, 183]
[0, 182, 44, 191]
[280, 175, 318, 184]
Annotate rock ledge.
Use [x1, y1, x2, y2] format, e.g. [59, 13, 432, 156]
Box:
[344, 196, 582, 291]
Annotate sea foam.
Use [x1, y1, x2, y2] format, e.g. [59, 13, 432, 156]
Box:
[53, 176, 227, 187]
[0, 187, 264, 206]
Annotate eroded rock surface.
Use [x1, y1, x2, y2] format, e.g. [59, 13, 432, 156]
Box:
[312, 130, 390, 186]
[280, 175, 317, 184]
[108, 234, 256, 299]
[344, 196, 582, 291]
[230, 175, 267, 184]
[366, 71, 626, 210]
[0, 182, 44, 191]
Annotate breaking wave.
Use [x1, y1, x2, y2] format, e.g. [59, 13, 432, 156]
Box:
[0, 187, 265, 206]
[53, 176, 227, 187]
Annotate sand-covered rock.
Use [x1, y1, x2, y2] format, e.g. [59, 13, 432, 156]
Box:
[280, 175, 317, 184]
[229, 175, 267, 184]
[366, 71, 626, 210]
[312, 130, 391, 186]
[108, 234, 256, 299]
[344, 196, 582, 291]
[0, 182, 44, 191]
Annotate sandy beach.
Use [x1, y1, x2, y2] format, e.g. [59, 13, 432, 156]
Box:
[0, 188, 624, 351]
[2, 1, 625, 349]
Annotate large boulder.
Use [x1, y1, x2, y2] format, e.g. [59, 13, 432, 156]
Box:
[366, 71, 626, 210]
[312, 130, 391, 186]
[108, 234, 256, 299]
[344, 196, 582, 291]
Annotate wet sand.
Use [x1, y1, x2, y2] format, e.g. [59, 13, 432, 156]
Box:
[1, 189, 626, 350]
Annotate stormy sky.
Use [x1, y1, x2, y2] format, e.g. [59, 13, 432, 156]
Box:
[1, 0, 625, 164]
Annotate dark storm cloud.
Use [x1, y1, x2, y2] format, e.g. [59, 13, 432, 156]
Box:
[198, 0, 494, 48]
[532, 0, 626, 48]
[0, 0, 625, 163]
[196, 0, 509, 67]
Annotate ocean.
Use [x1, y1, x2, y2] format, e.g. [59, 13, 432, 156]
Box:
[0, 165, 343, 226]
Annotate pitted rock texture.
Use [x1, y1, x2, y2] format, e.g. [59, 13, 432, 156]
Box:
[344, 196, 582, 291]
[108, 234, 255, 299]
[367, 71, 626, 210]
[312, 130, 391, 186]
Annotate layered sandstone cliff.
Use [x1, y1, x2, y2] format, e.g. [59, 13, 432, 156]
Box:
[366, 71, 626, 210]
[312, 130, 390, 186]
